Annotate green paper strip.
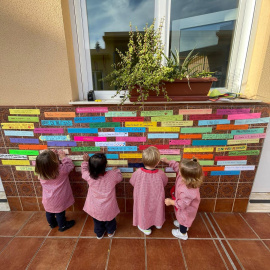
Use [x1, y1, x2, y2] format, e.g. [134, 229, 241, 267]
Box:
[71, 147, 101, 152]
[89, 122, 121, 128]
[160, 155, 181, 161]
[141, 110, 173, 116]
[151, 115, 183, 122]
[8, 116, 39, 122]
[15, 166, 35, 171]
[73, 161, 83, 166]
[202, 134, 234, 139]
[229, 150, 260, 156]
[198, 160, 214, 165]
[9, 149, 39, 156]
[181, 127, 212, 133]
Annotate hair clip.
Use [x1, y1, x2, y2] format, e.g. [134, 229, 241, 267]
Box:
[192, 158, 197, 162]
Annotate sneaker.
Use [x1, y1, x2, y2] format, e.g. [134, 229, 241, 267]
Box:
[173, 220, 189, 231]
[138, 226, 152, 235]
[155, 226, 162, 229]
[97, 232, 106, 240]
[172, 229, 188, 240]
[49, 222, 58, 229]
[58, 220, 75, 232]
[108, 231, 115, 238]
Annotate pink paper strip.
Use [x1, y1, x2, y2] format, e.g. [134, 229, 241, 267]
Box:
[179, 109, 212, 115]
[227, 113, 261, 120]
[216, 108, 250, 115]
[34, 128, 64, 134]
[116, 137, 146, 142]
[74, 136, 107, 142]
[159, 149, 181, 154]
[234, 133, 266, 140]
[76, 107, 108, 113]
[169, 140, 191, 145]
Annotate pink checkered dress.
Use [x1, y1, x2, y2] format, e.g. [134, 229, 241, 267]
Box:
[40, 157, 75, 213]
[169, 160, 200, 228]
[81, 161, 123, 221]
[130, 168, 168, 229]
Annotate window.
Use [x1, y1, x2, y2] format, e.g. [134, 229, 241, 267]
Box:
[68, 0, 258, 100]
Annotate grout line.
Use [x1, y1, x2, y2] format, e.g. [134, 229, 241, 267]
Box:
[105, 238, 113, 270]
[14, 212, 35, 237]
[144, 232, 147, 270]
[200, 212, 214, 238]
[211, 239, 230, 270]
[178, 239, 188, 270]
[204, 213, 220, 238]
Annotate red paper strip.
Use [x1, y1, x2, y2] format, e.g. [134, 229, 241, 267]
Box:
[189, 114, 224, 120]
[216, 124, 249, 130]
[183, 154, 213, 159]
[139, 145, 170, 150]
[180, 134, 202, 139]
[202, 167, 224, 171]
[112, 117, 144, 122]
[19, 145, 47, 150]
[214, 155, 247, 161]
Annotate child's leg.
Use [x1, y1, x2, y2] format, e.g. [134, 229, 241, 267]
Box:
[105, 218, 117, 234]
[179, 225, 187, 234]
[93, 218, 106, 238]
[55, 211, 67, 228]
[45, 212, 57, 228]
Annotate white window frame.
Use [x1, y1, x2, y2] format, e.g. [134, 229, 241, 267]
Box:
[68, 0, 259, 101]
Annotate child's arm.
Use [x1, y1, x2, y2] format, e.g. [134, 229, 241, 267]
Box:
[58, 150, 74, 174]
[161, 172, 168, 187]
[165, 193, 192, 210]
[81, 153, 90, 181]
[112, 167, 123, 184]
[161, 158, 179, 173]
[129, 170, 137, 186]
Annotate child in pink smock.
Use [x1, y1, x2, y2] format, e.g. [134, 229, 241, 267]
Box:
[81, 153, 122, 239]
[162, 157, 204, 240]
[35, 150, 75, 232]
[130, 146, 168, 235]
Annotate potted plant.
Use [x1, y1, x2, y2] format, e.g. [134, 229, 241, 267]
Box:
[104, 20, 217, 104]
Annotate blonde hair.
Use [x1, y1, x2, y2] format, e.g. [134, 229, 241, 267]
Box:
[180, 158, 204, 189]
[142, 146, 160, 167]
[35, 150, 59, 180]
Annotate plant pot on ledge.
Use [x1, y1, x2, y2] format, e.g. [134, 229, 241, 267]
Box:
[129, 77, 218, 102]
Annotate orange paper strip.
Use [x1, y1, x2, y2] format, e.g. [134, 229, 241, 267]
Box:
[44, 112, 75, 118]
[216, 124, 249, 130]
[202, 167, 224, 171]
[180, 134, 202, 139]
[182, 154, 213, 159]
[19, 145, 48, 150]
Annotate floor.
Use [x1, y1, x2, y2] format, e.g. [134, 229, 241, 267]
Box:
[0, 212, 269, 270]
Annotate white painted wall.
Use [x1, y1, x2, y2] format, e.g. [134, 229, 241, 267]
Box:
[0, 177, 4, 192]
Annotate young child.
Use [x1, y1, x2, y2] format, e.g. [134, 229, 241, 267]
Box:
[162, 157, 203, 240]
[81, 153, 122, 239]
[130, 146, 168, 235]
[35, 149, 75, 232]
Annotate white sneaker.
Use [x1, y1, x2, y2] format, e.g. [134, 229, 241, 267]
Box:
[155, 226, 162, 229]
[108, 231, 115, 238]
[138, 226, 152, 235]
[97, 232, 105, 240]
[173, 220, 189, 231]
[172, 229, 188, 240]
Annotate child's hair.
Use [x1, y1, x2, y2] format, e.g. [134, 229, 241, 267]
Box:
[35, 150, 59, 180]
[142, 146, 160, 167]
[89, 153, 107, 180]
[180, 158, 204, 189]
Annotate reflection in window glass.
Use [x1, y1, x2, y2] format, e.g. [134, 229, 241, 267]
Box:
[86, 0, 154, 90]
[170, 0, 239, 87]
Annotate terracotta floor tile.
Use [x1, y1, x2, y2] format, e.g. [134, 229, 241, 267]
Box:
[146, 239, 185, 269]
[0, 211, 33, 236]
[80, 215, 96, 237]
[0, 237, 12, 252]
[212, 213, 258, 239]
[0, 237, 44, 269]
[0, 212, 8, 219]
[186, 214, 212, 238]
[108, 239, 145, 270]
[229, 240, 270, 270]
[214, 240, 235, 270]
[263, 240, 270, 250]
[68, 238, 110, 270]
[17, 212, 51, 236]
[181, 240, 227, 270]
[28, 238, 77, 270]
[241, 213, 270, 239]
[48, 212, 87, 237]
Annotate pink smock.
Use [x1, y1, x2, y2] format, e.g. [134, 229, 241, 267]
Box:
[81, 161, 123, 221]
[40, 157, 75, 213]
[130, 168, 168, 229]
[169, 160, 200, 228]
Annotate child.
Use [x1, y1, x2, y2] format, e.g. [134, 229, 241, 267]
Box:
[130, 146, 168, 235]
[81, 153, 122, 239]
[162, 157, 203, 240]
[35, 149, 75, 232]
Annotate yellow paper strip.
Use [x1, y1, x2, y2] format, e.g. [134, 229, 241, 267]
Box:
[184, 147, 214, 153]
[2, 160, 30, 165]
[107, 160, 128, 165]
[161, 121, 193, 127]
[122, 173, 133, 178]
[216, 145, 247, 152]
[120, 154, 142, 158]
[1, 123, 35, 129]
[9, 109, 40, 115]
[227, 139, 260, 145]
[15, 166, 35, 171]
[125, 122, 157, 127]
[165, 173, 176, 177]
[148, 127, 180, 132]
[28, 156, 37, 161]
[151, 115, 183, 122]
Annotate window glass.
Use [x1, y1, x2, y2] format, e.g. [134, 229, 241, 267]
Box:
[86, 0, 155, 90]
[170, 0, 239, 88]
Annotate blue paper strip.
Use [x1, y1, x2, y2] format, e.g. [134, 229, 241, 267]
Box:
[106, 167, 133, 172]
[10, 138, 39, 144]
[128, 163, 144, 168]
[108, 146, 137, 152]
[115, 127, 146, 133]
[235, 117, 270, 125]
[211, 171, 240, 176]
[41, 120, 73, 126]
[198, 119, 230, 126]
[4, 131, 34, 137]
[74, 116, 105, 123]
[231, 128, 264, 135]
[89, 154, 119, 159]
[192, 140, 227, 146]
[39, 135, 70, 141]
[148, 133, 179, 139]
[47, 141, 77, 147]
[67, 128, 98, 133]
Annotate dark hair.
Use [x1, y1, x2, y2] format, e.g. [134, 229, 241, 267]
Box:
[180, 158, 204, 188]
[35, 150, 59, 180]
[89, 153, 107, 180]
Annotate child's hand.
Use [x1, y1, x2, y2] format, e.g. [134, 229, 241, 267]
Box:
[83, 153, 89, 161]
[165, 198, 175, 206]
[111, 167, 118, 171]
[161, 157, 170, 164]
[58, 150, 66, 159]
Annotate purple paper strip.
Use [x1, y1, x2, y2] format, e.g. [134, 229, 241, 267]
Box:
[10, 138, 39, 144]
[216, 109, 250, 115]
[34, 128, 64, 134]
[47, 141, 77, 147]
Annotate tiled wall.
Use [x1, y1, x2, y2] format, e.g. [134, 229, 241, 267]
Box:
[0, 103, 269, 213]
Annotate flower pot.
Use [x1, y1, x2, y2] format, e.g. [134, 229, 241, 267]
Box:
[129, 77, 218, 102]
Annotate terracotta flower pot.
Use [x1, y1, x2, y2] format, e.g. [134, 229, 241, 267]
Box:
[129, 77, 218, 102]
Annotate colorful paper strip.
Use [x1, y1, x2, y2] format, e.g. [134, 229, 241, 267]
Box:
[125, 122, 157, 127]
[140, 110, 173, 116]
[214, 156, 247, 161]
[8, 116, 39, 122]
[122, 173, 133, 178]
[224, 165, 255, 171]
[188, 114, 223, 120]
[9, 149, 39, 156]
[19, 145, 47, 150]
[198, 119, 230, 126]
[107, 160, 128, 165]
[71, 147, 100, 152]
[112, 117, 144, 122]
[160, 155, 181, 161]
[115, 127, 145, 133]
[234, 133, 266, 140]
[47, 141, 77, 147]
[89, 122, 121, 128]
[116, 137, 146, 142]
[216, 145, 247, 152]
[67, 128, 98, 133]
[95, 142, 126, 147]
[217, 160, 247, 165]
[41, 120, 73, 126]
[161, 121, 193, 127]
[34, 128, 64, 134]
[4, 131, 34, 136]
[139, 145, 170, 150]
[151, 115, 183, 122]
[227, 139, 259, 145]
[1, 123, 34, 129]
[180, 134, 202, 139]
[178, 109, 212, 115]
[98, 132, 128, 137]
[10, 138, 39, 144]
[216, 124, 249, 130]
[9, 109, 40, 115]
[15, 166, 35, 171]
[0, 154, 27, 160]
[183, 154, 213, 159]
[181, 127, 212, 133]
[74, 136, 107, 142]
[105, 111, 136, 117]
[76, 107, 108, 113]
[216, 108, 250, 115]
[228, 113, 261, 120]
[39, 135, 70, 141]
[192, 140, 227, 146]
[148, 127, 180, 132]
[2, 160, 30, 165]
[235, 117, 270, 125]
[74, 116, 105, 123]
[202, 134, 234, 139]
[198, 160, 214, 166]
[211, 171, 240, 176]
[169, 139, 191, 145]
[108, 146, 137, 152]
[202, 167, 224, 171]
[159, 149, 180, 155]
[120, 154, 142, 158]
[148, 133, 179, 139]
[183, 147, 214, 153]
[228, 150, 260, 156]
[44, 112, 75, 118]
